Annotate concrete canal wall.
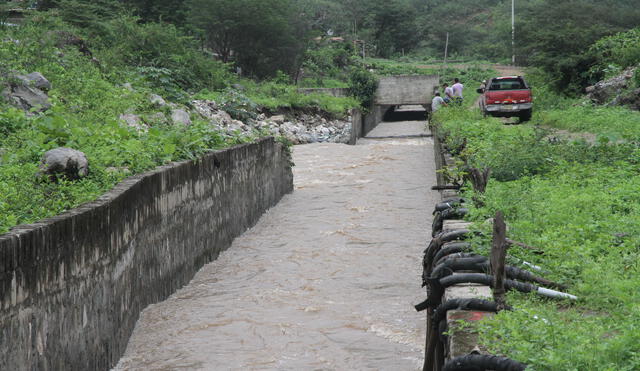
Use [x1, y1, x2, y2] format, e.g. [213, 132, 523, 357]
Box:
[0, 137, 293, 370]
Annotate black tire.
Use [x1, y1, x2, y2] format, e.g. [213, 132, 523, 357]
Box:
[519, 109, 532, 122]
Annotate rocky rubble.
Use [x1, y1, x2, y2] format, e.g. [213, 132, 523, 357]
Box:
[586, 66, 640, 109]
[192, 99, 352, 144]
[0, 71, 352, 145]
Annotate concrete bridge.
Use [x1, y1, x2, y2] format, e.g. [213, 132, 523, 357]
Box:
[352, 74, 439, 141]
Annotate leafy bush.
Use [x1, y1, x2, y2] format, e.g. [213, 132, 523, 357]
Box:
[96, 16, 232, 93]
[347, 67, 378, 109]
[590, 27, 640, 74]
[302, 43, 355, 86]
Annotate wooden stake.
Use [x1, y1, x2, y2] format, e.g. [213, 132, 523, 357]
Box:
[468, 167, 491, 194]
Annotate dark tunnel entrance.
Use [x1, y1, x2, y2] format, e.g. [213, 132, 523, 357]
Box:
[382, 105, 428, 122]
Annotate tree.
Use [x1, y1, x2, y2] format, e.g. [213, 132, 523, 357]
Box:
[515, 0, 640, 91]
[187, 0, 309, 78]
[120, 0, 188, 26]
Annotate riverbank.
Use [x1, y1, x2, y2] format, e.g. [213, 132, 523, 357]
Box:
[430, 93, 640, 369]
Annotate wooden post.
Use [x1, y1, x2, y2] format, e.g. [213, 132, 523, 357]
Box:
[468, 167, 491, 194]
[491, 211, 508, 310]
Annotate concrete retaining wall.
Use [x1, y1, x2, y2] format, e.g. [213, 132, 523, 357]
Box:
[0, 137, 293, 371]
[431, 128, 494, 366]
[376, 75, 439, 105]
[348, 105, 389, 144]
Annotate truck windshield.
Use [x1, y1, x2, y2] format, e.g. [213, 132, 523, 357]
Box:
[489, 78, 525, 90]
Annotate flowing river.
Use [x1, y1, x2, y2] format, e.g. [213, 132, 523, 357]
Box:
[114, 120, 438, 370]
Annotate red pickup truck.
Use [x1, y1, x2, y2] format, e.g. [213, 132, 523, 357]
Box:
[477, 76, 533, 121]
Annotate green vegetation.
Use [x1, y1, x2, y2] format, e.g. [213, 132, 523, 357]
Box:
[536, 106, 640, 142]
[473, 161, 640, 370]
[0, 15, 254, 234]
[27, 0, 640, 96]
[195, 80, 358, 117]
[0, 5, 361, 234]
[590, 27, 640, 76]
[432, 34, 640, 368]
[187, 0, 308, 78]
[434, 112, 640, 370]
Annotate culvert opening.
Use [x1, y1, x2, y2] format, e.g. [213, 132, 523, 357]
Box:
[383, 105, 428, 122]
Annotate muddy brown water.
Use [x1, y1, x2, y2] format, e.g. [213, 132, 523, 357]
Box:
[113, 121, 439, 371]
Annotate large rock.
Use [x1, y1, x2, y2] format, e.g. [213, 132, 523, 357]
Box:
[192, 99, 218, 119]
[2, 82, 51, 113]
[269, 115, 286, 124]
[586, 67, 637, 105]
[17, 72, 51, 91]
[192, 99, 236, 127]
[171, 109, 192, 126]
[149, 94, 166, 107]
[41, 147, 89, 181]
[119, 113, 148, 132]
[612, 88, 640, 110]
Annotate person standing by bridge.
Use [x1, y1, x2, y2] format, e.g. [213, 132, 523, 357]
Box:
[452, 78, 464, 105]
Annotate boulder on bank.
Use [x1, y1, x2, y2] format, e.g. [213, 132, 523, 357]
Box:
[119, 113, 147, 132]
[2, 72, 52, 113]
[171, 109, 192, 126]
[586, 67, 637, 107]
[17, 72, 51, 91]
[149, 94, 167, 107]
[41, 147, 89, 181]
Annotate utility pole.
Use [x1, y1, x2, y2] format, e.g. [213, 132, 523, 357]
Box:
[443, 32, 449, 66]
[512, 0, 516, 66]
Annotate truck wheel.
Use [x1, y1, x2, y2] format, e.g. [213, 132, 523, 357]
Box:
[519, 109, 532, 122]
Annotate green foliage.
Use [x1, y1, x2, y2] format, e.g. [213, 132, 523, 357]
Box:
[436, 76, 640, 370]
[514, 0, 640, 91]
[361, 0, 421, 58]
[95, 16, 232, 94]
[590, 27, 640, 74]
[121, 0, 189, 25]
[417, 0, 504, 59]
[536, 106, 640, 142]
[187, 0, 309, 78]
[196, 80, 358, 117]
[472, 162, 640, 370]
[302, 42, 356, 86]
[52, 0, 124, 33]
[347, 67, 378, 109]
[0, 12, 260, 234]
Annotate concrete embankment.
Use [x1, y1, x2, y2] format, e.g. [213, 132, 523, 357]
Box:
[0, 137, 293, 370]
